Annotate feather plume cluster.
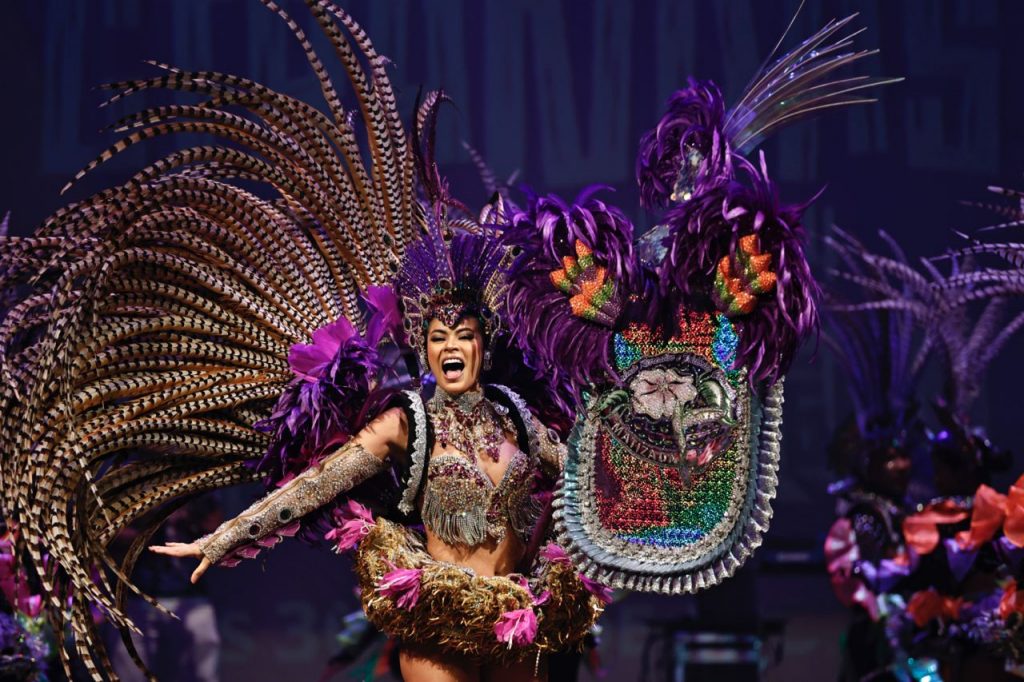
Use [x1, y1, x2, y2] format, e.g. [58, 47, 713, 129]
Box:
[501, 187, 638, 393]
[636, 79, 733, 211]
[659, 156, 820, 387]
[0, 1, 421, 677]
[630, 12, 895, 388]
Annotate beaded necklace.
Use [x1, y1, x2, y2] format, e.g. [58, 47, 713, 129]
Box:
[428, 385, 511, 463]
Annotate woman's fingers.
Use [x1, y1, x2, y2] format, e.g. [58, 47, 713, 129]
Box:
[148, 542, 201, 557]
[148, 542, 210, 583]
[190, 557, 212, 584]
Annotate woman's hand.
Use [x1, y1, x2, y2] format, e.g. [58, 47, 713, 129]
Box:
[148, 542, 212, 584]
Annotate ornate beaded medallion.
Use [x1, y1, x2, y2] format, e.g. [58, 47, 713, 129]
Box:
[554, 309, 783, 593]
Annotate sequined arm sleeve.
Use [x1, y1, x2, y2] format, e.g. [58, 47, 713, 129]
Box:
[197, 442, 386, 564]
[532, 416, 567, 474]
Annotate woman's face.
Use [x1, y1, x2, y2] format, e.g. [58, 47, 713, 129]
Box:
[426, 316, 485, 394]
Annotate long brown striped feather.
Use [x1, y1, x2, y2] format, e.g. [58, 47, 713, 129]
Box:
[0, 2, 427, 678]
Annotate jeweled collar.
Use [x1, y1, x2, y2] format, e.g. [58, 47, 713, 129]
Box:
[428, 384, 485, 413]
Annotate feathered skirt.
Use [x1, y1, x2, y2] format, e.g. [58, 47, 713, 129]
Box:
[353, 518, 604, 663]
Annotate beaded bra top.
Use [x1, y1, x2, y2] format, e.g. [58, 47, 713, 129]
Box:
[419, 387, 541, 547]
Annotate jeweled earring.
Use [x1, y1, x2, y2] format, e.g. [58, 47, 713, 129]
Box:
[483, 350, 493, 371]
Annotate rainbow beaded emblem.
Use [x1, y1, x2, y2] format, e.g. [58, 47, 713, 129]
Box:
[554, 309, 783, 593]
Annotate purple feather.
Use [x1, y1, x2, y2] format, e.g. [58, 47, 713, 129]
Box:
[256, 333, 381, 481]
[658, 153, 820, 387]
[247, 312, 397, 544]
[288, 316, 360, 382]
[822, 301, 923, 454]
[635, 78, 734, 211]
[502, 187, 639, 391]
[364, 285, 403, 347]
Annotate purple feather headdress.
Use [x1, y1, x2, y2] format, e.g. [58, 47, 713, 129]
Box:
[659, 155, 820, 387]
[825, 183, 1024, 486]
[827, 220, 1024, 418]
[394, 209, 512, 371]
[824, 307, 922, 450]
[501, 186, 639, 393]
[824, 228, 931, 451]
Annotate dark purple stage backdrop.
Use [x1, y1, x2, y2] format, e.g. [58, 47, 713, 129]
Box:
[2, 1, 1023, 680]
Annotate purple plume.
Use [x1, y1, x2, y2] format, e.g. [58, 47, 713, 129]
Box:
[494, 608, 538, 648]
[823, 301, 924, 454]
[257, 330, 381, 480]
[659, 154, 820, 387]
[376, 563, 423, 610]
[636, 78, 733, 211]
[502, 187, 639, 392]
[325, 500, 376, 553]
[288, 317, 360, 382]
[364, 285, 403, 347]
[250, 311, 395, 544]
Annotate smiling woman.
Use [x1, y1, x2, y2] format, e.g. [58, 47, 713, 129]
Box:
[0, 0, 605, 675]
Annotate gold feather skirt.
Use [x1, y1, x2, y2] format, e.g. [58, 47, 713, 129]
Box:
[354, 518, 602, 663]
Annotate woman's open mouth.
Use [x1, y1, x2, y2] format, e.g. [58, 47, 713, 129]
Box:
[441, 358, 465, 381]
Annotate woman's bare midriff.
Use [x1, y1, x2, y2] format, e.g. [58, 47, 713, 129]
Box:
[420, 435, 526, 577]
[425, 528, 525, 577]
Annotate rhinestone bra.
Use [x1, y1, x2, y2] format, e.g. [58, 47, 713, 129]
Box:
[421, 448, 538, 546]
[420, 387, 541, 546]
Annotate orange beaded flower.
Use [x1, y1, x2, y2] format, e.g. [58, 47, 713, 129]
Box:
[711, 234, 777, 316]
[549, 241, 622, 326]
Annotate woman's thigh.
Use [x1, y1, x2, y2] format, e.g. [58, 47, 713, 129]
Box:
[399, 647, 480, 682]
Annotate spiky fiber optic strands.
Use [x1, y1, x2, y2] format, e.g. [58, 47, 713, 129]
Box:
[726, 13, 902, 152]
[0, 1, 426, 677]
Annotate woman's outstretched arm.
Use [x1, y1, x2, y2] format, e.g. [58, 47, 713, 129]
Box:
[149, 407, 408, 583]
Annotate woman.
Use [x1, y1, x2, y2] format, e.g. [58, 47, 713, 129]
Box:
[148, 224, 599, 682]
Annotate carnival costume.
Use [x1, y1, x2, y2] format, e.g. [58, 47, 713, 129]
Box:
[827, 187, 1024, 679]
[821, 248, 929, 680]
[0, 2, 895, 679]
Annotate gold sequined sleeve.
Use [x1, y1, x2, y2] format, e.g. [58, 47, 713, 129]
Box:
[533, 415, 567, 474]
[197, 442, 386, 564]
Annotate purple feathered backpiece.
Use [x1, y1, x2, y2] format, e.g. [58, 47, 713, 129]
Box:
[501, 186, 639, 395]
[630, 10, 897, 388]
[659, 155, 820, 387]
